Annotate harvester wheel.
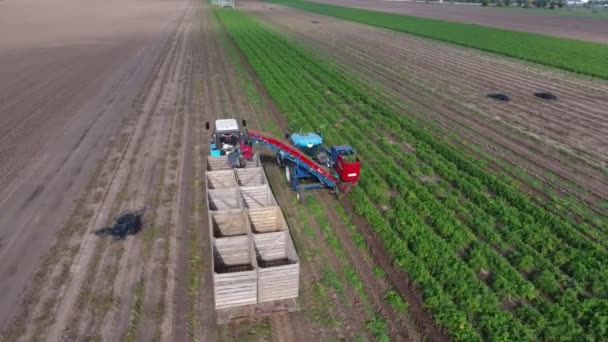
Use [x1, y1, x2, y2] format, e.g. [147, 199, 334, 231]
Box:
[296, 187, 306, 203]
[276, 154, 283, 168]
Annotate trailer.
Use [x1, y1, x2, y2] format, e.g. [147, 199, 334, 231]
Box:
[205, 158, 300, 322]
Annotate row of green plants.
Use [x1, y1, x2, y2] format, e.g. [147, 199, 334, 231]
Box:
[349, 47, 608, 236]
[265, 0, 608, 80]
[307, 198, 391, 341]
[220, 11, 394, 336]
[215, 8, 608, 340]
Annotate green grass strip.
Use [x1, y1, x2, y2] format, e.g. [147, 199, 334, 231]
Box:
[265, 0, 608, 79]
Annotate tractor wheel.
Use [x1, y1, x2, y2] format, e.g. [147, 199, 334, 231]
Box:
[276, 153, 283, 168]
[285, 165, 291, 183]
[296, 187, 306, 203]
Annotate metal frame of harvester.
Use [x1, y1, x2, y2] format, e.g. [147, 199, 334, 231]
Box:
[247, 130, 361, 202]
[205, 119, 361, 201]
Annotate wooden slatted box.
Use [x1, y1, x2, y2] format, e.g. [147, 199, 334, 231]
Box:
[253, 231, 299, 302]
[208, 188, 242, 211]
[236, 167, 268, 187]
[247, 207, 288, 234]
[213, 235, 258, 309]
[206, 170, 237, 189]
[206, 155, 232, 171]
[210, 210, 250, 238]
[240, 185, 277, 209]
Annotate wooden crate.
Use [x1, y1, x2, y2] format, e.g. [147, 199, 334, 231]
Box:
[240, 185, 277, 209]
[236, 167, 268, 187]
[204, 156, 300, 314]
[253, 232, 299, 302]
[206, 156, 231, 171]
[206, 170, 237, 189]
[210, 210, 249, 238]
[247, 207, 287, 234]
[208, 188, 242, 211]
[213, 236, 258, 309]
[243, 154, 260, 168]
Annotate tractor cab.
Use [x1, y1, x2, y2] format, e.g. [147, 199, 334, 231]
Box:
[289, 132, 331, 166]
[206, 118, 252, 159]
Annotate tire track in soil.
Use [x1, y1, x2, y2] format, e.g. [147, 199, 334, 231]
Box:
[0, 45, 137, 195]
[317, 192, 431, 342]
[12, 63, 157, 342]
[1, 12, 187, 337]
[243, 2, 608, 210]
[261, 163, 349, 341]
[9, 6, 192, 341]
[106, 9, 193, 342]
[135, 8, 195, 342]
[159, 3, 197, 341]
[63, 8, 193, 340]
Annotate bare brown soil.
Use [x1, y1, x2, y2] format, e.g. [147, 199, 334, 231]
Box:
[313, 0, 608, 43]
[0, 0, 189, 333]
[243, 1, 608, 216]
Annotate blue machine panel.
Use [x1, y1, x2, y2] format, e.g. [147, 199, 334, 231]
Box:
[290, 132, 322, 148]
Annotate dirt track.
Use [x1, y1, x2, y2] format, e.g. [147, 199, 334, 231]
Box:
[313, 0, 608, 43]
[0, 0, 189, 332]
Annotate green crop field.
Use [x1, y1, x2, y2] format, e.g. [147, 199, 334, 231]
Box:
[216, 8, 608, 341]
[265, 0, 608, 80]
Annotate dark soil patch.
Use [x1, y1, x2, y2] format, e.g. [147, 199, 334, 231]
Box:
[534, 92, 558, 100]
[94, 208, 145, 239]
[487, 93, 510, 102]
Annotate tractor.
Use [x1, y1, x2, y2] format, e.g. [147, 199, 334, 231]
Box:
[205, 118, 252, 167]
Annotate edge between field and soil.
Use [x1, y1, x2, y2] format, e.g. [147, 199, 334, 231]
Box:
[263, 0, 608, 80]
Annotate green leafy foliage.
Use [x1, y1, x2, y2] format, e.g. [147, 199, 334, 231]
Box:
[215, 8, 608, 341]
[385, 289, 408, 314]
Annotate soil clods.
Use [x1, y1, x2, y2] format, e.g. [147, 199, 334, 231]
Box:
[534, 92, 558, 100]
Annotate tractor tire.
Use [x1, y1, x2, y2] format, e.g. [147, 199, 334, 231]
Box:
[276, 153, 283, 168]
[296, 187, 306, 203]
[285, 165, 291, 183]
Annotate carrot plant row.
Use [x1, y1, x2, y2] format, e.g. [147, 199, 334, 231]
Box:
[215, 8, 608, 341]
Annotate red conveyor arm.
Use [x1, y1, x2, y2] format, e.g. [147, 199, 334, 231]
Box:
[247, 130, 339, 184]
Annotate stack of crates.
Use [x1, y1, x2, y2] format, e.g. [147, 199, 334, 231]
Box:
[206, 156, 299, 310]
